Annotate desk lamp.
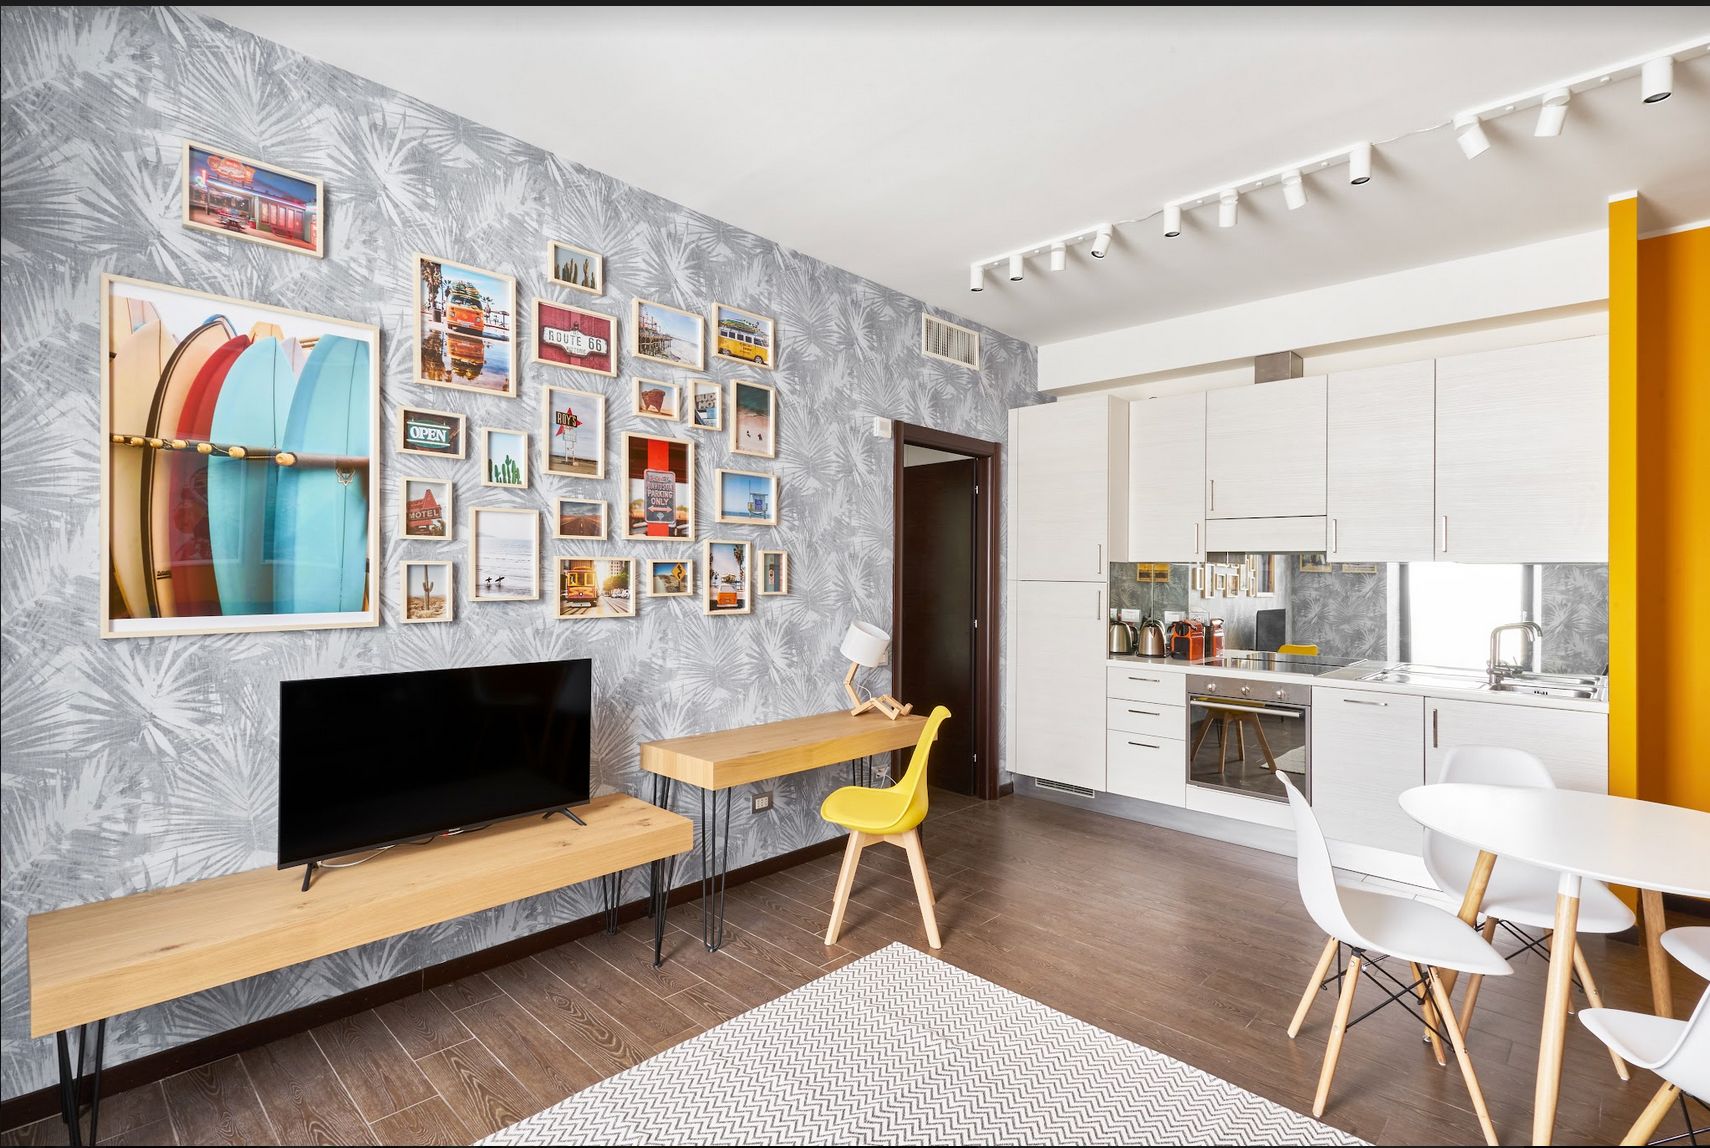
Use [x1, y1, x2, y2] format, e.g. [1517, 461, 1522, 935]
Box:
[840, 621, 912, 719]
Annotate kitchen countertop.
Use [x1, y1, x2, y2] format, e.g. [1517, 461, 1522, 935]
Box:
[1107, 653, 1609, 714]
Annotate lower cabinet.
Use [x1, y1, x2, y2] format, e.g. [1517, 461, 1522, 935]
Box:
[1106, 731, 1186, 807]
[1012, 580, 1107, 790]
[1425, 698, 1609, 793]
[1312, 688, 1427, 854]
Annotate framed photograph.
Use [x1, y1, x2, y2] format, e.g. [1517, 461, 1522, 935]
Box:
[1135, 562, 1170, 584]
[554, 556, 636, 619]
[689, 379, 722, 431]
[1298, 552, 1333, 574]
[470, 507, 539, 601]
[555, 498, 608, 541]
[401, 561, 453, 624]
[182, 142, 323, 258]
[645, 558, 693, 598]
[540, 385, 605, 480]
[547, 240, 603, 297]
[634, 377, 682, 421]
[622, 433, 695, 541]
[482, 428, 529, 489]
[401, 477, 454, 541]
[416, 253, 516, 397]
[758, 550, 789, 595]
[730, 379, 777, 459]
[632, 298, 705, 370]
[99, 274, 379, 638]
[715, 468, 779, 526]
[1338, 563, 1379, 575]
[712, 302, 775, 369]
[703, 540, 751, 615]
[397, 405, 466, 459]
[533, 299, 616, 378]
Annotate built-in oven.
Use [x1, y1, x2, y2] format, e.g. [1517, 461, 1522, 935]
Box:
[1186, 676, 1311, 803]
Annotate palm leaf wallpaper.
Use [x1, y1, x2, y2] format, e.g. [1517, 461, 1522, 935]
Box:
[0, 6, 1042, 1099]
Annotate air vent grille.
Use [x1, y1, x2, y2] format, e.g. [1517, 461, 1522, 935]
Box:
[921, 313, 980, 370]
[1034, 778, 1097, 799]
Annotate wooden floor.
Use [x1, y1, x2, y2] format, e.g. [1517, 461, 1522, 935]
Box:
[4, 790, 1705, 1146]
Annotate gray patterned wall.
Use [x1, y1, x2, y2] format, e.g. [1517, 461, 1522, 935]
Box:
[0, 7, 1041, 1100]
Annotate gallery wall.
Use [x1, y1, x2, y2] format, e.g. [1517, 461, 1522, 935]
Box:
[0, 6, 1040, 1099]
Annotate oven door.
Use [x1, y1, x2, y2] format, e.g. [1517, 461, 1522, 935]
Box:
[1186, 696, 1310, 803]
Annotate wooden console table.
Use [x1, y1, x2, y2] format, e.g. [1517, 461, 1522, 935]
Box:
[642, 710, 928, 950]
[27, 793, 690, 1146]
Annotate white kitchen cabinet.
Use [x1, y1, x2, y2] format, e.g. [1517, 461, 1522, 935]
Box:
[1105, 699, 1188, 741]
[1327, 361, 1436, 562]
[1312, 688, 1426, 854]
[1434, 336, 1608, 562]
[1010, 397, 1129, 582]
[1106, 733, 1186, 807]
[1012, 580, 1107, 790]
[1205, 376, 1327, 520]
[1425, 698, 1608, 793]
[1126, 393, 1205, 561]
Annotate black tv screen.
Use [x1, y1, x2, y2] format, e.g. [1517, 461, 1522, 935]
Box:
[277, 659, 591, 868]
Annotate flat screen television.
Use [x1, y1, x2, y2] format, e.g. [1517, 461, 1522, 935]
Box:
[277, 658, 591, 869]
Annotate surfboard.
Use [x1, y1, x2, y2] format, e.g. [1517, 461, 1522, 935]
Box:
[142, 316, 234, 617]
[248, 321, 285, 344]
[108, 319, 172, 619]
[272, 335, 371, 614]
[208, 338, 297, 616]
[169, 335, 250, 616]
[111, 296, 161, 348]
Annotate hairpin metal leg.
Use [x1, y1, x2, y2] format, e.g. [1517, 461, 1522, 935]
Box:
[699, 787, 732, 951]
[648, 776, 679, 920]
[651, 858, 669, 967]
[54, 1019, 106, 1147]
[599, 871, 622, 934]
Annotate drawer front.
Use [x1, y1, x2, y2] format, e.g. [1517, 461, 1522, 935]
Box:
[1105, 699, 1187, 740]
[1105, 666, 1186, 705]
[1106, 732, 1186, 807]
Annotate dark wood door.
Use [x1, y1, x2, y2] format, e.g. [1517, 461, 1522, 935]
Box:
[898, 458, 977, 794]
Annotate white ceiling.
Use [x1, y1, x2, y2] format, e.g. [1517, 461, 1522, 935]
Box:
[199, 7, 1710, 347]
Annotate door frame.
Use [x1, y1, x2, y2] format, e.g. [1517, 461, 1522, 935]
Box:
[891, 421, 1001, 800]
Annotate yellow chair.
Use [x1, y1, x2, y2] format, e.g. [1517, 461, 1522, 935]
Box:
[820, 705, 950, 949]
[1279, 643, 1319, 656]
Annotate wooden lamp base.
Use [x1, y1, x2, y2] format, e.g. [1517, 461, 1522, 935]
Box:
[843, 662, 912, 720]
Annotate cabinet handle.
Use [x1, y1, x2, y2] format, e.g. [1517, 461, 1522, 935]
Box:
[1128, 676, 1159, 683]
[1127, 708, 1160, 716]
[1095, 542, 1103, 574]
[1209, 478, 1216, 512]
[1432, 707, 1440, 748]
[1439, 515, 1449, 553]
[1330, 517, 1338, 554]
[1193, 522, 1200, 555]
[1094, 589, 1102, 621]
[1342, 697, 1388, 707]
[1128, 741, 1161, 750]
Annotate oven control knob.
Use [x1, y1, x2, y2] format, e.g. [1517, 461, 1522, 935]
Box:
[1205, 682, 1218, 692]
[1240, 685, 1251, 696]
[1275, 688, 1288, 700]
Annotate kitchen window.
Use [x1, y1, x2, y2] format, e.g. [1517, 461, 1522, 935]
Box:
[1401, 563, 1539, 670]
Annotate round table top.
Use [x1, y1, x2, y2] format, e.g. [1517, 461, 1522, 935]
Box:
[1400, 784, 1710, 898]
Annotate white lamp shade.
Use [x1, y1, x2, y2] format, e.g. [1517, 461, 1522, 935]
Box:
[840, 621, 890, 668]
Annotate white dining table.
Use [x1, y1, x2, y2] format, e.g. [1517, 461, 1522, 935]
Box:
[1400, 783, 1710, 1146]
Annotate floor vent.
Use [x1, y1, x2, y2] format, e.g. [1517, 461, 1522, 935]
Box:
[1034, 778, 1097, 799]
[921, 313, 981, 369]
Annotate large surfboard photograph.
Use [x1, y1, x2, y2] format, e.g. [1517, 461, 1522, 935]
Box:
[101, 275, 380, 638]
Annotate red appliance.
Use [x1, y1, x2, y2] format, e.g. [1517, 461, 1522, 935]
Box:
[1168, 619, 1205, 661]
[1206, 618, 1226, 658]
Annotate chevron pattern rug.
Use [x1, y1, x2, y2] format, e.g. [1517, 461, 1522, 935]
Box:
[481, 943, 1364, 1146]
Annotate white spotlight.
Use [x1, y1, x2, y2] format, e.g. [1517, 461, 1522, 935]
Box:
[1089, 227, 1112, 259]
[1454, 113, 1490, 159]
[1282, 169, 1307, 211]
[969, 264, 985, 292]
[1535, 88, 1570, 137]
[1217, 189, 1238, 229]
[1049, 243, 1067, 271]
[1008, 253, 1024, 282]
[1163, 203, 1182, 238]
[1642, 56, 1673, 103]
[1348, 142, 1372, 185]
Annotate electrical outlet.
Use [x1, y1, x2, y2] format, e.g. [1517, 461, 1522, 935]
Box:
[872, 416, 892, 438]
[751, 792, 774, 814]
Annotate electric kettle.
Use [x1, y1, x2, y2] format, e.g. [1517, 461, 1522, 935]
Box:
[1108, 616, 1136, 655]
[1138, 619, 1167, 657]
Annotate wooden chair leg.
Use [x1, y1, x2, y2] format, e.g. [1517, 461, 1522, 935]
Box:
[1190, 716, 1215, 760]
[1313, 953, 1361, 1118]
[1571, 942, 1631, 1081]
[1289, 937, 1339, 1038]
[1457, 917, 1500, 1038]
[1216, 718, 1229, 777]
[899, 829, 942, 949]
[1235, 718, 1247, 763]
[1410, 961, 1448, 1066]
[825, 831, 864, 945]
[1248, 714, 1279, 771]
[1622, 1083, 1682, 1147]
[1427, 968, 1499, 1147]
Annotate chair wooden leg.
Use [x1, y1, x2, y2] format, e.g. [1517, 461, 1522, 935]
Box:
[1457, 917, 1500, 1038]
[1410, 961, 1448, 1066]
[1190, 716, 1214, 760]
[1427, 968, 1500, 1148]
[825, 831, 864, 945]
[1571, 942, 1630, 1081]
[1313, 953, 1361, 1118]
[899, 829, 942, 949]
[1622, 1083, 1682, 1147]
[1289, 937, 1339, 1039]
[1641, 889, 1673, 1019]
[1235, 719, 1247, 763]
[1248, 714, 1280, 771]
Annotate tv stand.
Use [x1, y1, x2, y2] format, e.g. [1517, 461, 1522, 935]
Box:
[543, 807, 588, 827]
[300, 861, 318, 893]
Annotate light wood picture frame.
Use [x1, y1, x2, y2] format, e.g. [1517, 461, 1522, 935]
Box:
[711, 302, 775, 369]
[703, 540, 751, 615]
[715, 468, 779, 526]
[633, 377, 682, 421]
[758, 550, 789, 595]
[622, 432, 696, 541]
[554, 556, 636, 619]
[181, 141, 324, 258]
[541, 385, 605, 479]
[632, 298, 705, 370]
[554, 498, 608, 541]
[415, 252, 517, 397]
[397, 405, 467, 459]
[401, 561, 453, 624]
[482, 428, 530, 489]
[547, 239, 603, 296]
[400, 476, 454, 541]
[532, 299, 617, 378]
[729, 378, 777, 459]
[645, 558, 693, 598]
[689, 379, 722, 431]
[469, 507, 539, 602]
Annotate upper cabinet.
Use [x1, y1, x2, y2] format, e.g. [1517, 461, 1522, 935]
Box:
[1205, 376, 1327, 520]
[1010, 396, 1129, 582]
[1327, 361, 1437, 562]
[1126, 392, 1205, 562]
[1434, 336, 1608, 563]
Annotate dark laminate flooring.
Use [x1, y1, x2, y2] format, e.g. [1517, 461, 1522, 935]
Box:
[4, 789, 1704, 1146]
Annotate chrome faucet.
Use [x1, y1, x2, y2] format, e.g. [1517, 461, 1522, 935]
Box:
[1488, 621, 1543, 684]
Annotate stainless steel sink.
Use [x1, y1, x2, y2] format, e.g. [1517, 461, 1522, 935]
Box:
[1490, 676, 1602, 700]
[1357, 664, 1604, 701]
[1359, 665, 1491, 691]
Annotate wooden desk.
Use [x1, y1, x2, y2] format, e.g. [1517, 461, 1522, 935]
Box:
[641, 711, 928, 950]
[28, 793, 690, 1145]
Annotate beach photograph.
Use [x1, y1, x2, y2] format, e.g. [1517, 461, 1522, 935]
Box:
[401, 477, 453, 540]
[731, 379, 776, 458]
[401, 561, 453, 623]
[690, 379, 722, 431]
[470, 507, 539, 601]
[548, 240, 603, 296]
[183, 143, 322, 257]
[541, 385, 605, 479]
[483, 428, 529, 488]
[759, 550, 789, 595]
[703, 540, 751, 615]
[623, 433, 695, 540]
[713, 302, 774, 368]
[716, 469, 779, 526]
[555, 557, 636, 619]
[556, 498, 607, 540]
[647, 559, 692, 597]
[632, 299, 705, 370]
[417, 254, 515, 396]
[534, 299, 616, 377]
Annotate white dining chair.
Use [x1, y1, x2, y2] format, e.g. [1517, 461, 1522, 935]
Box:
[1663, 926, 1710, 981]
[1421, 745, 1636, 1081]
[1280, 775, 1511, 1146]
[1578, 986, 1709, 1146]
